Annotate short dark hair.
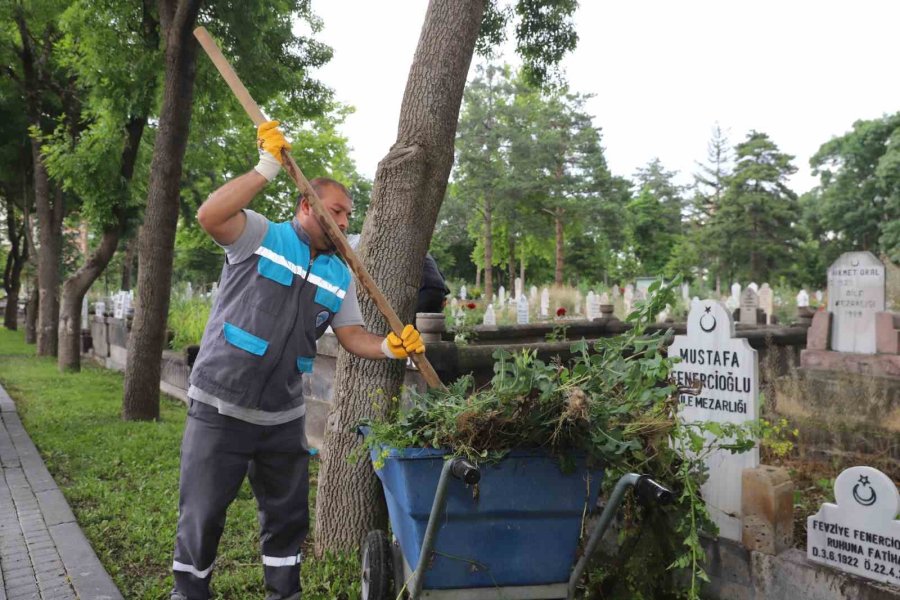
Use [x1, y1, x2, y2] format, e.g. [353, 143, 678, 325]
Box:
[295, 177, 351, 211]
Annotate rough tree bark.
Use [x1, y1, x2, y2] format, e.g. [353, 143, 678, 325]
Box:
[3, 198, 28, 330]
[120, 237, 137, 291]
[314, 0, 486, 554]
[22, 202, 39, 344]
[122, 0, 202, 420]
[58, 113, 149, 372]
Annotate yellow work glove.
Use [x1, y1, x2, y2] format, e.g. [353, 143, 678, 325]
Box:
[381, 324, 426, 359]
[254, 120, 292, 182]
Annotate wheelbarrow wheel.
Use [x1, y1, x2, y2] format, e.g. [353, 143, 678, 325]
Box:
[361, 530, 394, 600]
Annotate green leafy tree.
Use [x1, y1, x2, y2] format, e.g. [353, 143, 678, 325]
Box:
[626, 159, 684, 275]
[809, 113, 900, 262]
[709, 131, 798, 282]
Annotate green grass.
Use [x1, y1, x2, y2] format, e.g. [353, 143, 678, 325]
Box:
[0, 328, 359, 600]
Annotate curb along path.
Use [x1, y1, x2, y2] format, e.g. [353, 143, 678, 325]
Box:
[0, 383, 123, 600]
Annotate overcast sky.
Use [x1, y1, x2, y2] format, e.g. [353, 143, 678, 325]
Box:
[308, 1, 900, 194]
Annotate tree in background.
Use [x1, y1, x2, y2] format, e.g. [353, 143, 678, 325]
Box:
[454, 63, 513, 301]
[122, 0, 335, 420]
[708, 131, 798, 282]
[41, 0, 160, 372]
[4, 0, 73, 356]
[626, 159, 683, 275]
[808, 112, 900, 262]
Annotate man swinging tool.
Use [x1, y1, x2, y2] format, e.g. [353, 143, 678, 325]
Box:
[171, 121, 425, 600]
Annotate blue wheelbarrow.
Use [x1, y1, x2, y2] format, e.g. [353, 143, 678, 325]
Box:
[361, 445, 673, 600]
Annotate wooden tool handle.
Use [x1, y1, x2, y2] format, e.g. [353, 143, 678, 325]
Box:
[193, 26, 445, 389]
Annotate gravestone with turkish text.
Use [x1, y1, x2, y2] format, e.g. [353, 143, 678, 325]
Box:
[827, 252, 885, 354]
[739, 288, 759, 325]
[807, 466, 899, 586]
[669, 300, 759, 541]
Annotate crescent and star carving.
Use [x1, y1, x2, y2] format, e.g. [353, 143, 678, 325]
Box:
[699, 305, 717, 333]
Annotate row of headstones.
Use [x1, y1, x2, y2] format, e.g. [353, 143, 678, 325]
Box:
[456, 289, 621, 327]
[673, 297, 898, 587]
[92, 291, 134, 320]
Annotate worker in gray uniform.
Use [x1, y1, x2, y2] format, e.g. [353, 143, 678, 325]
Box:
[171, 120, 425, 600]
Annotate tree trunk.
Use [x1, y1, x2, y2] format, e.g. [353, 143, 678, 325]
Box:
[59, 116, 148, 372]
[34, 158, 63, 356]
[25, 284, 38, 344]
[15, 7, 64, 356]
[3, 199, 27, 330]
[58, 230, 122, 371]
[554, 208, 564, 286]
[314, 0, 485, 555]
[121, 236, 137, 291]
[122, 0, 202, 421]
[483, 201, 493, 301]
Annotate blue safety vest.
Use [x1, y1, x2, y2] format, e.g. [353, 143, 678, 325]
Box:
[188, 217, 350, 425]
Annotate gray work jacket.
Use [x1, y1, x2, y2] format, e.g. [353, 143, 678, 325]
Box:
[188, 217, 350, 425]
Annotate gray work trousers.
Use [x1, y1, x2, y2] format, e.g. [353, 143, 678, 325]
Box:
[172, 400, 310, 600]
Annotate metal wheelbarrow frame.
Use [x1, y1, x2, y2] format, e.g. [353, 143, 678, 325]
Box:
[361, 453, 673, 600]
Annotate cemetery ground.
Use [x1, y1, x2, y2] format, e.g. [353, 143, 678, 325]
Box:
[0, 328, 360, 600]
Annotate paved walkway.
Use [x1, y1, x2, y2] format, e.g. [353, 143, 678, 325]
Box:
[0, 384, 123, 600]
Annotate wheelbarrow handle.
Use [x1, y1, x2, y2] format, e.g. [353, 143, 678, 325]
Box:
[566, 473, 674, 600]
[450, 457, 481, 485]
[636, 475, 674, 506]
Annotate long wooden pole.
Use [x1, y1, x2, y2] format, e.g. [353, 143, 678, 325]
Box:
[193, 26, 444, 389]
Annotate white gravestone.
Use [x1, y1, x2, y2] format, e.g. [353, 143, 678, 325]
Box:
[612, 285, 620, 299]
[516, 295, 529, 325]
[482, 304, 496, 327]
[669, 300, 759, 541]
[574, 291, 582, 315]
[586, 291, 599, 320]
[497, 286, 506, 307]
[815, 289, 824, 304]
[807, 466, 899, 586]
[731, 282, 741, 304]
[748, 282, 759, 293]
[540, 288, 550, 317]
[530, 285, 537, 301]
[459, 285, 467, 300]
[758, 283, 774, 325]
[827, 252, 885, 354]
[796, 289, 809, 308]
[739, 288, 759, 325]
[599, 292, 610, 305]
[94, 301, 105, 318]
[514, 277, 523, 300]
[113, 292, 124, 319]
[682, 282, 691, 303]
